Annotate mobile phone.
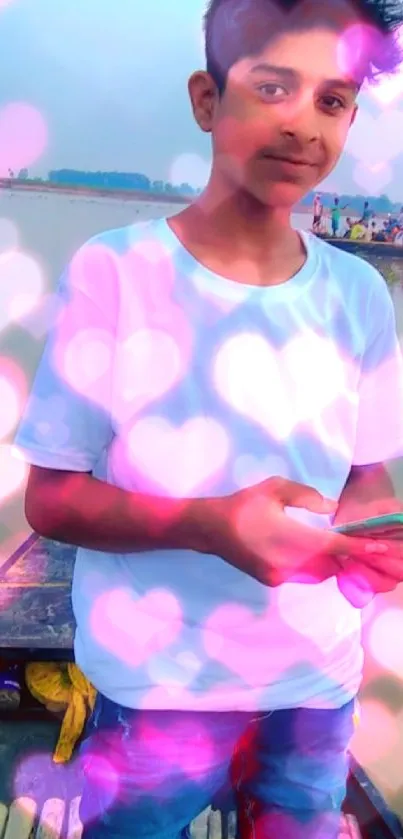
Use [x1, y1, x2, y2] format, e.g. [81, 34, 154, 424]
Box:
[332, 512, 403, 540]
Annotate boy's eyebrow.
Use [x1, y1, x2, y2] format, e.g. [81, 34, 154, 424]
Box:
[248, 62, 360, 92]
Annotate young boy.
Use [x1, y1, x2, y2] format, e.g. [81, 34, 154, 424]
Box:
[312, 193, 322, 232]
[331, 197, 341, 237]
[15, 0, 403, 837]
[361, 200, 373, 224]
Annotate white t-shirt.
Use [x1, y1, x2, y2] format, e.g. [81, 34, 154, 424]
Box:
[15, 218, 403, 712]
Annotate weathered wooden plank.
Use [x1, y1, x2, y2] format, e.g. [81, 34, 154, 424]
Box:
[191, 808, 210, 839]
[35, 798, 65, 839]
[220, 809, 236, 839]
[3, 797, 37, 839]
[3, 541, 75, 586]
[66, 797, 82, 839]
[340, 814, 362, 838]
[0, 538, 75, 652]
[206, 808, 222, 839]
[0, 585, 74, 650]
[0, 803, 8, 839]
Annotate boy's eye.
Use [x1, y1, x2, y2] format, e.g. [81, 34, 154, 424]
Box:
[256, 82, 288, 99]
[320, 95, 346, 111]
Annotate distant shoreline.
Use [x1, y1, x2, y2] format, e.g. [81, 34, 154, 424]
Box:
[0, 178, 389, 219]
[0, 178, 321, 214]
[0, 178, 192, 205]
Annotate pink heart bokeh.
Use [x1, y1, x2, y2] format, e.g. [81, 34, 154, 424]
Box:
[0, 103, 47, 174]
[54, 238, 193, 421]
[13, 750, 119, 829]
[134, 717, 215, 786]
[338, 23, 403, 106]
[115, 328, 183, 423]
[202, 600, 328, 686]
[141, 683, 259, 713]
[369, 26, 403, 107]
[90, 587, 183, 668]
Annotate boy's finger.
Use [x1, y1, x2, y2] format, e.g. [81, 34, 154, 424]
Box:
[352, 551, 403, 581]
[339, 563, 398, 598]
[327, 532, 389, 559]
[337, 574, 375, 608]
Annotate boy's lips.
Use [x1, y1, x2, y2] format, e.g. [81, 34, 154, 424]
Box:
[256, 151, 322, 179]
[261, 152, 318, 167]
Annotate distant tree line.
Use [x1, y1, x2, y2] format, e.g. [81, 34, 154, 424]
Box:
[4, 168, 402, 212]
[47, 169, 202, 197]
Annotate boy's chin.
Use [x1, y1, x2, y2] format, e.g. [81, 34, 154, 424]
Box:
[246, 179, 313, 209]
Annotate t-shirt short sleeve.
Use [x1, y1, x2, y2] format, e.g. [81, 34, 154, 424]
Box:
[353, 277, 403, 466]
[14, 239, 117, 472]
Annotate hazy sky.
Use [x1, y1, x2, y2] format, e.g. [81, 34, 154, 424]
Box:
[1, 0, 403, 199]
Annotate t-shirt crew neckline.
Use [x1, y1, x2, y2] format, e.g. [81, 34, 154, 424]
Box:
[154, 216, 320, 304]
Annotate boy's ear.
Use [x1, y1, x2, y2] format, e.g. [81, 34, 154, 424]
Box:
[188, 71, 218, 134]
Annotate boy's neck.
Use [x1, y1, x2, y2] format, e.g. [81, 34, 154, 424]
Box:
[169, 180, 307, 287]
[196, 184, 294, 249]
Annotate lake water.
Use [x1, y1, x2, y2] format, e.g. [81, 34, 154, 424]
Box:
[0, 184, 388, 274]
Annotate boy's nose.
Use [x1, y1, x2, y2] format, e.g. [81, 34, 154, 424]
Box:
[280, 117, 321, 147]
[279, 96, 322, 147]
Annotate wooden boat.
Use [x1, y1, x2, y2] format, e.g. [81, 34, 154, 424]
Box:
[0, 537, 401, 838]
[318, 235, 403, 260]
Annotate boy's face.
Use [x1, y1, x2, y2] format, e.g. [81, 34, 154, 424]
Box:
[190, 16, 360, 207]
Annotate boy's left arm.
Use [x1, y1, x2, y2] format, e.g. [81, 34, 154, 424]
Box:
[334, 462, 403, 526]
[335, 275, 403, 527]
[333, 282, 403, 603]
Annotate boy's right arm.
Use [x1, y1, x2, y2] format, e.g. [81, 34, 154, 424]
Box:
[25, 465, 213, 555]
[25, 466, 398, 591]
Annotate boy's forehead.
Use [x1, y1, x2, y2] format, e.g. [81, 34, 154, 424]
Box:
[225, 0, 368, 87]
[232, 26, 362, 88]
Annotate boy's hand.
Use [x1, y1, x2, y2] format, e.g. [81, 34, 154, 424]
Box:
[209, 477, 387, 587]
[334, 498, 403, 608]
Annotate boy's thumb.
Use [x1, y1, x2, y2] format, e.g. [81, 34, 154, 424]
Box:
[275, 479, 337, 514]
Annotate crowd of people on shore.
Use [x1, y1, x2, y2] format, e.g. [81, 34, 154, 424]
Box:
[312, 194, 403, 245]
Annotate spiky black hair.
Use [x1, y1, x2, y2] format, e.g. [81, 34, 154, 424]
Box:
[204, 0, 403, 93]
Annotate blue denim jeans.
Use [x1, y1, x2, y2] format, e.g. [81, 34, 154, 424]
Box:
[79, 694, 355, 839]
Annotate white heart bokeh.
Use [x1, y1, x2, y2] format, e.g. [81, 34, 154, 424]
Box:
[369, 26, 403, 107]
[232, 453, 290, 490]
[346, 107, 403, 167]
[127, 415, 230, 496]
[0, 250, 45, 334]
[169, 153, 211, 192]
[352, 160, 393, 195]
[213, 331, 349, 442]
[0, 357, 27, 442]
[0, 445, 27, 504]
